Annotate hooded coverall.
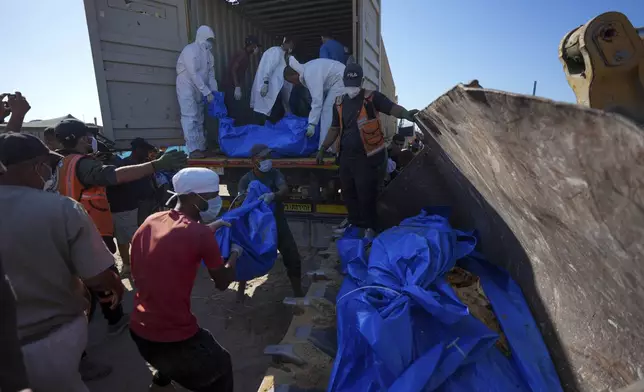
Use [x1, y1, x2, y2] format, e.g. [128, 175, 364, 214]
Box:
[176, 26, 218, 153]
[250, 46, 288, 118]
[290, 58, 346, 149]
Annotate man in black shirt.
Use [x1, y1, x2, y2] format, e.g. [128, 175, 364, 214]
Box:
[316, 63, 418, 238]
[106, 138, 158, 276]
[237, 144, 304, 298]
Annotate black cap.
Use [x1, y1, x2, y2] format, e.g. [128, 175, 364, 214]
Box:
[245, 35, 259, 46]
[0, 132, 63, 167]
[343, 63, 363, 87]
[54, 119, 98, 142]
[250, 144, 271, 158]
[131, 137, 156, 151]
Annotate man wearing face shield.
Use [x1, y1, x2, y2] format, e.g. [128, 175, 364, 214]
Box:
[129, 168, 241, 392]
[250, 37, 295, 124]
[236, 144, 304, 298]
[221, 36, 261, 125]
[316, 63, 419, 239]
[176, 25, 219, 159]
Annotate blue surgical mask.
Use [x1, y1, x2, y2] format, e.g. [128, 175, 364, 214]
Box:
[258, 159, 272, 173]
[198, 195, 223, 224]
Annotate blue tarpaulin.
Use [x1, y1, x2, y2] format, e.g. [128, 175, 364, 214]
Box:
[329, 209, 562, 392]
[205, 91, 228, 118]
[214, 181, 278, 281]
[205, 90, 319, 157]
[219, 115, 319, 157]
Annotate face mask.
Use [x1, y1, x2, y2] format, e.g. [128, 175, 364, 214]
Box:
[253, 47, 260, 55]
[196, 195, 223, 224]
[345, 87, 361, 99]
[258, 159, 272, 173]
[204, 40, 213, 51]
[89, 136, 98, 153]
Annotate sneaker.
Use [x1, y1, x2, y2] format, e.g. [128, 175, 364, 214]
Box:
[107, 314, 130, 337]
[332, 218, 349, 231]
[188, 150, 206, 159]
[333, 223, 352, 235]
[80, 357, 112, 382]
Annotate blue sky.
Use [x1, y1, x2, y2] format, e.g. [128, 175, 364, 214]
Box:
[1, 1, 642, 124]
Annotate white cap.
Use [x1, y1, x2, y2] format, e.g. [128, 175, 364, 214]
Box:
[167, 167, 219, 203]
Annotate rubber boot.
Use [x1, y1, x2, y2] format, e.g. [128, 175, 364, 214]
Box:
[289, 275, 305, 297]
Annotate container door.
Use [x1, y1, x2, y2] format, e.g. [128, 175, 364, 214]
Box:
[356, 0, 382, 91]
[83, 0, 188, 147]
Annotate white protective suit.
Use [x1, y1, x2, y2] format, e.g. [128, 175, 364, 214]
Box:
[250, 46, 288, 115]
[176, 25, 218, 153]
[290, 58, 345, 149]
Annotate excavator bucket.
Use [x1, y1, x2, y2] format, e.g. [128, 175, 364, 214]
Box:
[377, 85, 644, 391]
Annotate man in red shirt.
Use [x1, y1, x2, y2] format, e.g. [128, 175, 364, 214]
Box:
[129, 167, 242, 392]
[221, 35, 260, 124]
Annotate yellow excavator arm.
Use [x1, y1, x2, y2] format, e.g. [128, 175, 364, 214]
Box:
[559, 12, 644, 123]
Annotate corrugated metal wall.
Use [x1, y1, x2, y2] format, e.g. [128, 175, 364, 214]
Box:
[380, 39, 397, 140]
[188, 0, 274, 88]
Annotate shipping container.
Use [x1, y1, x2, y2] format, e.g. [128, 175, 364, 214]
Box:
[83, 0, 395, 149]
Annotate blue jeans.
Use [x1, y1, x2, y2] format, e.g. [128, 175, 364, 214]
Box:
[130, 328, 233, 392]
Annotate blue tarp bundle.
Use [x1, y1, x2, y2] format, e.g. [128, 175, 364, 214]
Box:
[205, 91, 228, 118]
[329, 209, 562, 392]
[205, 90, 319, 157]
[214, 181, 278, 281]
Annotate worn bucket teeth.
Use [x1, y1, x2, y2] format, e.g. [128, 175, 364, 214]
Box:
[317, 250, 335, 257]
[283, 297, 312, 307]
[294, 326, 338, 358]
[306, 270, 330, 281]
[307, 282, 328, 298]
[258, 243, 343, 392]
[270, 386, 326, 392]
[264, 344, 307, 366]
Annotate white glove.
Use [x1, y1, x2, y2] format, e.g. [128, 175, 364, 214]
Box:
[260, 82, 269, 97]
[230, 243, 244, 257]
[234, 87, 242, 101]
[386, 158, 397, 174]
[206, 93, 214, 103]
[306, 124, 316, 138]
[258, 192, 275, 204]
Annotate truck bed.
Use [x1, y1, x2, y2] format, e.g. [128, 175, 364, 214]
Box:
[187, 156, 338, 170]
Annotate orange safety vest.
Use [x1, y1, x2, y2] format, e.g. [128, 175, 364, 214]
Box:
[58, 154, 114, 237]
[335, 90, 385, 157]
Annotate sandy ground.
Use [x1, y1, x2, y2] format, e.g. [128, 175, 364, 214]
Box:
[85, 248, 318, 392]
